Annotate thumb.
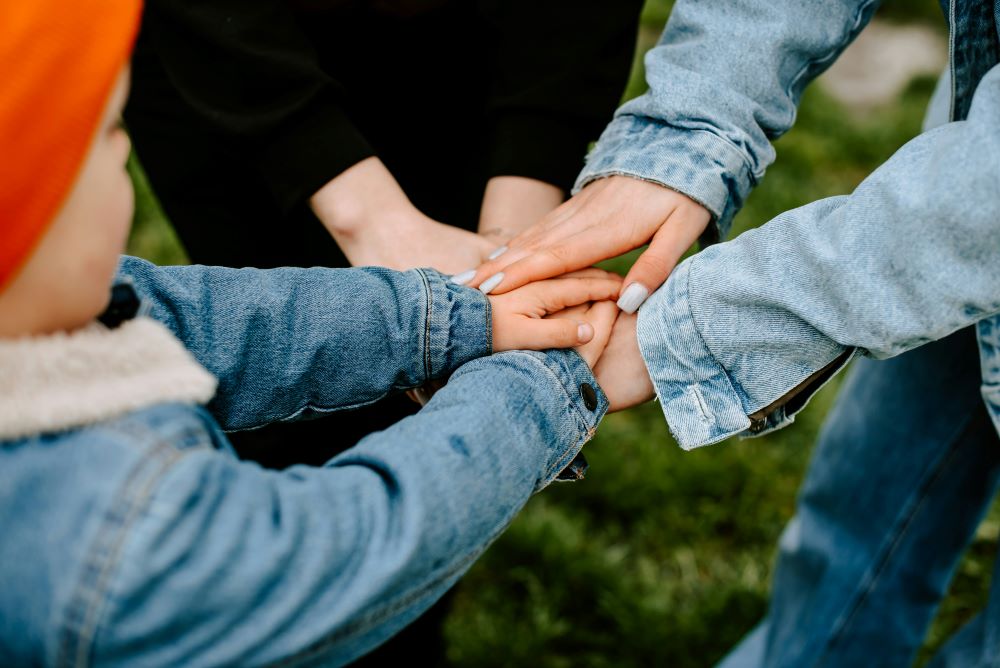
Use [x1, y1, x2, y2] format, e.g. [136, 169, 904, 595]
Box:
[618, 220, 696, 314]
[497, 317, 594, 352]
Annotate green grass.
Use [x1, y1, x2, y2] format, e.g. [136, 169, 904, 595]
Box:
[126, 1, 997, 665]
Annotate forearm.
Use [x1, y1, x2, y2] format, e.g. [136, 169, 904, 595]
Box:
[578, 0, 879, 239]
[116, 257, 491, 430]
[105, 351, 607, 666]
[638, 65, 1000, 449]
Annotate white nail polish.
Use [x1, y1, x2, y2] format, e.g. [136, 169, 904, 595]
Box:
[617, 282, 649, 314]
[487, 245, 508, 261]
[479, 272, 505, 295]
[450, 269, 476, 285]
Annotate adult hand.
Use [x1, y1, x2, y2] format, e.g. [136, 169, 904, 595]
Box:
[457, 175, 711, 313]
[592, 311, 655, 412]
[476, 175, 564, 246]
[311, 157, 494, 273]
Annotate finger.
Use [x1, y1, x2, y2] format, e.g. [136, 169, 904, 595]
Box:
[560, 267, 622, 280]
[618, 209, 711, 313]
[455, 245, 532, 289]
[547, 303, 591, 321]
[524, 277, 624, 314]
[503, 317, 596, 351]
[575, 301, 619, 368]
[476, 227, 638, 295]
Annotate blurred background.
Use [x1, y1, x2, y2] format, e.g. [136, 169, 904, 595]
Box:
[126, 1, 998, 665]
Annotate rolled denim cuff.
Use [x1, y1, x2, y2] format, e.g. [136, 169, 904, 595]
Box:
[418, 269, 493, 381]
[491, 349, 607, 491]
[573, 115, 755, 242]
[636, 260, 750, 449]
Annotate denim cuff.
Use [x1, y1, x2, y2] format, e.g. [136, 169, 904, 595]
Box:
[636, 259, 751, 449]
[496, 348, 607, 491]
[573, 115, 755, 242]
[419, 269, 493, 382]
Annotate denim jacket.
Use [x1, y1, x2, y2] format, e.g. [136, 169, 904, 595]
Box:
[0, 257, 607, 666]
[577, 0, 1000, 448]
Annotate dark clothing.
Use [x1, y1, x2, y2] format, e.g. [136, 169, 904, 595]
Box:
[127, 0, 643, 225]
[124, 2, 640, 663]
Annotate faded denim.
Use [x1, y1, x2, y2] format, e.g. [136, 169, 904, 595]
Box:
[583, 0, 1000, 665]
[0, 257, 607, 666]
[579, 0, 1000, 449]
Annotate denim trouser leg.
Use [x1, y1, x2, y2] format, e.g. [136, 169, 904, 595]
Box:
[927, 532, 1000, 668]
[718, 326, 1000, 668]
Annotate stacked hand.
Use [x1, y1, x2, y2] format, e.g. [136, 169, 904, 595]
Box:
[456, 175, 711, 314]
[461, 176, 711, 410]
[314, 159, 699, 411]
[407, 270, 623, 406]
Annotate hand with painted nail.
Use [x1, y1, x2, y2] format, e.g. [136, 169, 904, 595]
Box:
[592, 311, 655, 411]
[459, 175, 711, 314]
[488, 270, 623, 355]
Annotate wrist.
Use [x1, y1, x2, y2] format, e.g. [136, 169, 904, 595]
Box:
[477, 176, 564, 241]
[310, 156, 417, 239]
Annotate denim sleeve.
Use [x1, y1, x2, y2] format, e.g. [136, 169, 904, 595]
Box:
[637, 64, 1000, 450]
[95, 350, 606, 666]
[575, 0, 879, 240]
[116, 257, 492, 430]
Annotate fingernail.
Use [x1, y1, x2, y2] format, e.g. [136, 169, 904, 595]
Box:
[450, 269, 476, 285]
[617, 282, 649, 314]
[479, 272, 504, 295]
[577, 322, 594, 342]
[487, 245, 508, 261]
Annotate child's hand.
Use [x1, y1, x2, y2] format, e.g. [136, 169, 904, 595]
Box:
[489, 270, 623, 354]
[592, 312, 655, 411]
[544, 300, 620, 368]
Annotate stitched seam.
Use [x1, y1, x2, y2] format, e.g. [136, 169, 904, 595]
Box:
[684, 260, 747, 415]
[811, 408, 979, 668]
[55, 434, 188, 667]
[509, 351, 594, 430]
[587, 124, 757, 186]
[786, 0, 880, 123]
[419, 270, 433, 381]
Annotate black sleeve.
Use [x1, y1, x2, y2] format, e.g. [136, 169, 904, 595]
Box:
[138, 0, 375, 214]
[478, 0, 645, 192]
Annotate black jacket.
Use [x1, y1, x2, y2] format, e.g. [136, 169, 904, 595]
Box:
[131, 0, 644, 214]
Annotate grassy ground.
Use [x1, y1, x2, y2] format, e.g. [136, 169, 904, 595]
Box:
[127, 1, 998, 665]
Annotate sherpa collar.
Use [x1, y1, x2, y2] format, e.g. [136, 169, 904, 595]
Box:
[0, 317, 217, 441]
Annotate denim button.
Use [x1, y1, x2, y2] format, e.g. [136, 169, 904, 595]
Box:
[580, 383, 598, 411]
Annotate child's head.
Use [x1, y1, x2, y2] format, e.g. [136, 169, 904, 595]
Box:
[0, 1, 141, 337]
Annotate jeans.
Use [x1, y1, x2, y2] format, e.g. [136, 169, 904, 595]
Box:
[718, 326, 1000, 667]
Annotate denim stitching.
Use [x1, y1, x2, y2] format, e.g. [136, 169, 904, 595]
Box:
[417, 269, 433, 381]
[786, 0, 880, 118]
[55, 429, 188, 667]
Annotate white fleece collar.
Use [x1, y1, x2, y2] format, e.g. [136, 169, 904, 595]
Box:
[0, 317, 217, 441]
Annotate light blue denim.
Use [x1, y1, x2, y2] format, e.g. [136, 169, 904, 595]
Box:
[577, 0, 1000, 449]
[577, 0, 1000, 664]
[0, 257, 607, 666]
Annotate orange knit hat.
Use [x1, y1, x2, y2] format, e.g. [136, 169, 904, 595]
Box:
[0, 0, 142, 291]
